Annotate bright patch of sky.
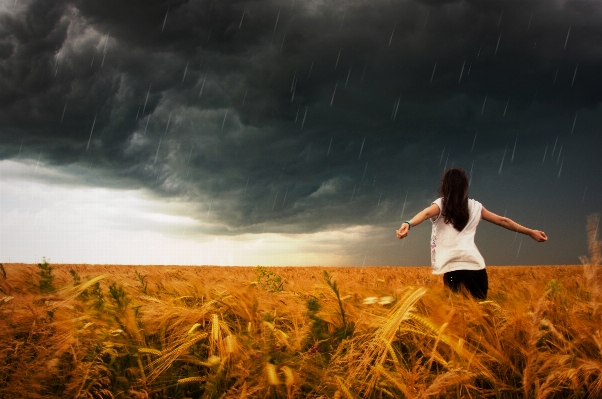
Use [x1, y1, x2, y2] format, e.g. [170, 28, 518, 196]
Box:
[1, 160, 387, 266]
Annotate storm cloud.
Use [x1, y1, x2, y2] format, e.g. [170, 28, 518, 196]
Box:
[1, 0, 601, 264]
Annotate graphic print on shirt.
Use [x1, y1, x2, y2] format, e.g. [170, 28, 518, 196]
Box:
[430, 198, 441, 270]
[430, 230, 437, 268]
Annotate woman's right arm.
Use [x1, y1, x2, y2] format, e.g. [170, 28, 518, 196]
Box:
[481, 206, 548, 242]
[396, 203, 440, 239]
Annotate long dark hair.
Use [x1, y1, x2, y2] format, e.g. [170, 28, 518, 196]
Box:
[438, 168, 469, 232]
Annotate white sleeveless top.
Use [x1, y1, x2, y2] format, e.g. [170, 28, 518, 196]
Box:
[430, 197, 486, 275]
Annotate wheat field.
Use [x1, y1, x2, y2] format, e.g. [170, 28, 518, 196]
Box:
[1, 216, 600, 398]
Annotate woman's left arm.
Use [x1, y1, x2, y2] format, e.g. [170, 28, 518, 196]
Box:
[396, 203, 441, 239]
[481, 206, 547, 241]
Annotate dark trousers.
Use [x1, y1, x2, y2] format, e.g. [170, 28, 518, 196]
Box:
[443, 269, 488, 300]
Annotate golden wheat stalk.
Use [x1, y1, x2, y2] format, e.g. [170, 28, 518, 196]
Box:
[145, 332, 208, 384]
[138, 294, 165, 304]
[226, 334, 237, 354]
[335, 376, 358, 399]
[581, 213, 601, 296]
[138, 348, 162, 356]
[408, 312, 504, 378]
[211, 313, 220, 342]
[187, 323, 201, 335]
[281, 366, 294, 386]
[266, 363, 280, 385]
[426, 321, 449, 368]
[177, 376, 205, 384]
[422, 369, 476, 397]
[345, 287, 426, 395]
[374, 365, 415, 399]
[53, 274, 109, 308]
[384, 342, 400, 366]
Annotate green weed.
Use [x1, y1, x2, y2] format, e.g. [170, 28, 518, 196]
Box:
[255, 265, 284, 293]
[38, 257, 54, 293]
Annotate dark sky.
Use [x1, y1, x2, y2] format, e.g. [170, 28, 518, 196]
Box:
[1, 0, 601, 266]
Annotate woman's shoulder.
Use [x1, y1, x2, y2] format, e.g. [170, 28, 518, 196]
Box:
[468, 198, 483, 211]
[430, 197, 443, 222]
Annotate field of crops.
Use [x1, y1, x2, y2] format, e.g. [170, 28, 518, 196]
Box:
[1, 218, 600, 398]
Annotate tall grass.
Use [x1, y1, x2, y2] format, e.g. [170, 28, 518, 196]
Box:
[0, 215, 600, 398]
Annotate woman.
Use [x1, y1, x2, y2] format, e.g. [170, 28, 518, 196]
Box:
[396, 168, 548, 300]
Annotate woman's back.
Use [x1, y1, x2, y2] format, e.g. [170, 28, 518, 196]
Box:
[430, 197, 486, 275]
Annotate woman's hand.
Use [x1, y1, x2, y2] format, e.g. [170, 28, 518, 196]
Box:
[529, 230, 548, 242]
[396, 223, 409, 239]
[394, 204, 438, 240]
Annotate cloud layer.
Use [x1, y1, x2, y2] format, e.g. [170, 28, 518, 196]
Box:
[1, 0, 601, 264]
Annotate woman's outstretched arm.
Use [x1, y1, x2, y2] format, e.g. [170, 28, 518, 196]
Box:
[481, 206, 548, 242]
[396, 203, 440, 239]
